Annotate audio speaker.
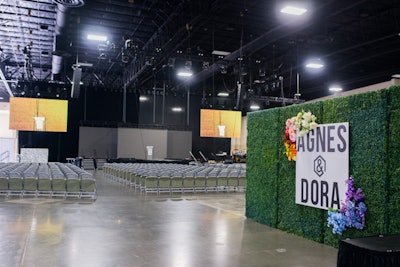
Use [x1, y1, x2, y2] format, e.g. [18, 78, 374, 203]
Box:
[71, 68, 82, 98]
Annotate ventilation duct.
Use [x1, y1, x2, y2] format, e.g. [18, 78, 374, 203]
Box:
[52, 0, 85, 76]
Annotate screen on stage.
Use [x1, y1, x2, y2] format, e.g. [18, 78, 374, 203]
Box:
[9, 97, 68, 132]
[200, 109, 241, 138]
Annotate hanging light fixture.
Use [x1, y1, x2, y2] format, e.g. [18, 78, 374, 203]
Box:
[329, 85, 343, 92]
[280, 5, 308, 16]
[87, 34, 107, 41]
[305, 58, 324, 69]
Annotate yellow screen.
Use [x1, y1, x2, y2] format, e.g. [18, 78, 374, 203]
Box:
[9, 97, 68, 132]
[200, 109, 241, 138]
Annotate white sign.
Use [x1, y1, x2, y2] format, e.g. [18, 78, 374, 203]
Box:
[295, 122, 349, 210]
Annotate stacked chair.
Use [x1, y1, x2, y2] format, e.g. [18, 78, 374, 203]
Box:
[0, 162, 96, 199]
[103, 162, 246, 194]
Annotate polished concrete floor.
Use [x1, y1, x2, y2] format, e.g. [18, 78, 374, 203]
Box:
[0, 170, 338, 267]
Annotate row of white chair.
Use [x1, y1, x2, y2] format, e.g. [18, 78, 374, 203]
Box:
[103, 163, 246, 193]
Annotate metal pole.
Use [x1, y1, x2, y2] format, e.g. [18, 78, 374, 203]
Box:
[122, 84, 126, 123]
[152, 70, 156, 124]
[162, 80, 166, 125]
[83, 85, 87, 121]
[187, 85, 190, 126]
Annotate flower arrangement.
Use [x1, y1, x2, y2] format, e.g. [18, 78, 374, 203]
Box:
[327, 177, 367, 235]
[283, 110, 318, 161]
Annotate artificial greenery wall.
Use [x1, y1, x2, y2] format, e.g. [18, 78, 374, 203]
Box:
[246, 85, 400, 247]
[388, 86, 400, 233]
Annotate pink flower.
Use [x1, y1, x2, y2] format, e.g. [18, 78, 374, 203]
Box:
[286, 118, 293, 128]
[289, 131, 296, 142]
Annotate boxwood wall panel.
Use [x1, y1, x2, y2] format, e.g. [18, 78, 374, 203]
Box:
[276, 101, 325, 242]
[347, 91, 388, 236]
[246, 108, 280, 226]
[321, 96, 352, 246]
[388, 86, 400, 233]
[246, 85, 400, 247]
[322, 90, 389, 246]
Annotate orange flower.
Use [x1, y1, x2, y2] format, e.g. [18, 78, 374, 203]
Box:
[289, 143, 297, 161]
[284, 142, 297, 161]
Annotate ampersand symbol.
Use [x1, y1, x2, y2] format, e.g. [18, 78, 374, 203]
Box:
[314, 156, 326, 177]
[316, 158, 324, 174]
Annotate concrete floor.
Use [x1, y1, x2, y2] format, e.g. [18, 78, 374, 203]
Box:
[0, 170, 338, 267]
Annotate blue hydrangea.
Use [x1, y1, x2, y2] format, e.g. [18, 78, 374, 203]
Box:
[327, 210, 347, 235]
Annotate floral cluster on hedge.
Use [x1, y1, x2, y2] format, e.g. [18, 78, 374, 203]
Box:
[283, 110, 318, 161]
[327, 177, 367, 235]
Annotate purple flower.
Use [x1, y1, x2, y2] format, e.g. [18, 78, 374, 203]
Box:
[327, 177, 367, 235]
[354, 188, 365, 202]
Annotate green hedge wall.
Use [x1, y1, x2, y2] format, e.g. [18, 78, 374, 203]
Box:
[246, 108, 280, 226]
[246, 85, 400, 247]
[388, 86, 400, 233]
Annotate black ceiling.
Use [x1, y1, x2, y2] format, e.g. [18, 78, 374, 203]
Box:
[0, 0, 399, 110]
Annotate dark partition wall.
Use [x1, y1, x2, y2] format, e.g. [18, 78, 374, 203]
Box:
[78, 127, 118, 159]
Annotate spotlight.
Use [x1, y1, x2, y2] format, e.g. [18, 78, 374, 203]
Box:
[280, 6, 307, 16]
[87, 34, 107, 41]
[329, 86, 343, 92]
[177, 70, 193, 77]
[172, 107, 183, 112]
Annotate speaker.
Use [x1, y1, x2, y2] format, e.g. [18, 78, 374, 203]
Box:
[71, 68, 82, 98]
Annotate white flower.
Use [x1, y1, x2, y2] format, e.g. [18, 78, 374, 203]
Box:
[284, 110, 318, 149]
[311, 115, 317, 122]
[302, 111, 312, 121]
[297, 130, 307, 138]
[302, 120, 310, 129]
[309, 122, 318, 130]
